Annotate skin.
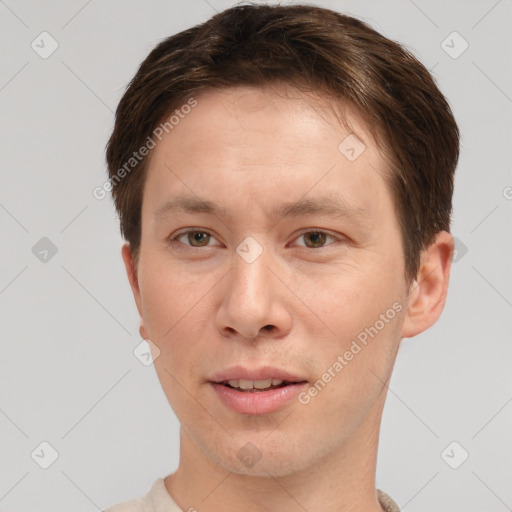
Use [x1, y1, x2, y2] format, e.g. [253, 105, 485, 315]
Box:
[122, 85, 454, 512]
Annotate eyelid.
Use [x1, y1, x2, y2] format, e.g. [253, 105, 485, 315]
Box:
[168, 228, 342, 249]
[168, 228, 221, 247]
[290, 229, 340, 248]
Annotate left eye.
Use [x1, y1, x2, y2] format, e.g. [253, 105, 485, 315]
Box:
[293, 231, 337, 249]
[168, 230, 338, 249]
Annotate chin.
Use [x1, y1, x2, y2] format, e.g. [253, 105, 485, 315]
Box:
[208, 434, 320, 478]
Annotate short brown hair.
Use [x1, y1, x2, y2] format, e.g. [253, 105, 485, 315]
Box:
[106, 3, 459, 281]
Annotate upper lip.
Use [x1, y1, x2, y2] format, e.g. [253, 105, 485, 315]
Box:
[210, 366, 308, 383]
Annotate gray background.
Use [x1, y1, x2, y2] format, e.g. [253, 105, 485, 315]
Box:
[1, 0, 511, 510]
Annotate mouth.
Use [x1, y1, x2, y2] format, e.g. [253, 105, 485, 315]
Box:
[208, 366, 309, 414]
[217, 378, 308, 392]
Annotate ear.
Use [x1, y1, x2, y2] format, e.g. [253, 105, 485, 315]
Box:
[121, 242, 149, 340]
[401, 231, 454, 339]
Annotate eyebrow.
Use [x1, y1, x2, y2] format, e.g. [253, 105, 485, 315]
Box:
[153, 195, 370, 224]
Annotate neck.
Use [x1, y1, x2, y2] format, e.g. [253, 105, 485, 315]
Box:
[165, 405, 386, 512]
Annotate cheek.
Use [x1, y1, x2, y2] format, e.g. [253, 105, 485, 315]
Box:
[299, 250, 404, 332]
[140, 258, 204, 336]
[139, 263, 215, 374]
[301, 252, 406, 385]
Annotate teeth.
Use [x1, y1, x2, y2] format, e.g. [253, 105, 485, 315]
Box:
[254, 379, 273, 389]
[227, 378, 284, 390]
[239, 379, 253, 390]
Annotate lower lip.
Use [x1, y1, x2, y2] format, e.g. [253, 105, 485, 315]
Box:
[210, 382, 308, 415]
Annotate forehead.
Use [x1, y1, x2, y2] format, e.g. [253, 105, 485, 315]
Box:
[142, 85, 392, 224]
[178, 84, 374, 149]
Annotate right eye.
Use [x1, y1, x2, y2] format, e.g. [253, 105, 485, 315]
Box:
[168, 229, 221, 248]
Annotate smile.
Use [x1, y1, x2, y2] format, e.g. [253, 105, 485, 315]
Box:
[221, 378, 302, 391]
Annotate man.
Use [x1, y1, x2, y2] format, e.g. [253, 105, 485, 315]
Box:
[104, 3, 459, 511]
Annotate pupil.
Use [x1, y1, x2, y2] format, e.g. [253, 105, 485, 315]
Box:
[306, 232, 325, 247]
[190, 232, 208, 246]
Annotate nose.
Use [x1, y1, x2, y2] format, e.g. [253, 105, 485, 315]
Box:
[215, 247, 293, 341]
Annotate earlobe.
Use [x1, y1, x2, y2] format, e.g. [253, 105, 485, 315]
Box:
[121, 243, 148, 339]
[401, 231, 454, 339]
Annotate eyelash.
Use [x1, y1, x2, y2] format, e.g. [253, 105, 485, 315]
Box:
[167, 229, 341, 250]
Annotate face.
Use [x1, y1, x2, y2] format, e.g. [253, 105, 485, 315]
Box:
[123, 85, 427, 477]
